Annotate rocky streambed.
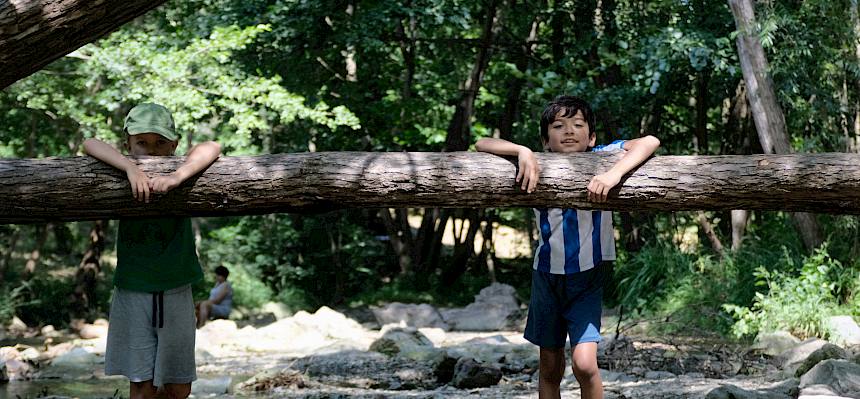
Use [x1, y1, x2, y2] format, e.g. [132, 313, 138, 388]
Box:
[2, 284, 859, 398]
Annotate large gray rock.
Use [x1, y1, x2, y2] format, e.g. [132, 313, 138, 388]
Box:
[191, 376, 232, 394]
[778, 339, 847, 377]
[752, 331, 801, 356]
[260, 302, 293, 320]
[371, 303, 449, 330]
[705, 379, 798, 399]
[369, 327, 437, 361]
[440, 283, 519, 331]
[799, 359, 860, 397]
[823, 316, 860, 348]
[50, 347, 101, 368]
[451, 357, 502, 389]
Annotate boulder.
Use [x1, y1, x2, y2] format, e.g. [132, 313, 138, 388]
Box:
[799, 359, 860, 398]
[371, 303, 449, 330]
[644, 370, 677, 379]
[260, 302, 292, 320]
[451, 357, 502, 389]
[440, 283, 519, 331]
[7, 316, 27, 335]
[0, 347, 18, 362]
[704, 384, 794, 399]
[778, 339, 847, 377]
[51, 347, 101, 368]
[191, 376, 232, 394]
[369, 327, 434, 357]
[78, 323, 108, 340]
[4, 358, 31, 380]
[823, 316, 860, 348]
[752, 331, 802, 356]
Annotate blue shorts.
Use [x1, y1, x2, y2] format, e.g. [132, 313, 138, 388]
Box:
[523, 262, 610, 348]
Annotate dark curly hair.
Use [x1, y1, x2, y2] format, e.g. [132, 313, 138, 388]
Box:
[539, 95, 595, 143]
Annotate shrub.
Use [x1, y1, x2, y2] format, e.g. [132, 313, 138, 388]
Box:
[724, 246, 845, 339]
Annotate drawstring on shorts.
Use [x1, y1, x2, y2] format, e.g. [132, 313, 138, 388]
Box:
[151, 291, 164, 328]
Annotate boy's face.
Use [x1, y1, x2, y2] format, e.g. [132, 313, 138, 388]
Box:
[543, 110, 595, 153]
[126, 132, 178, 156]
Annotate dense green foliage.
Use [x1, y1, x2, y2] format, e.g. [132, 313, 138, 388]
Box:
[1, 0, 859, 339]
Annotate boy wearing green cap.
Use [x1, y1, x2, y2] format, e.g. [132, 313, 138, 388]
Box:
[83, 103, 221, 399]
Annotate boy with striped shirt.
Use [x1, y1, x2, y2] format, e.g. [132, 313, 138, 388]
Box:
[476, 95, 659, 399]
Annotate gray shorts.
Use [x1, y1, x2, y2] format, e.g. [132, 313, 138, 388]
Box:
[104, 284, 197, 387]
[210, 303, 231, 319]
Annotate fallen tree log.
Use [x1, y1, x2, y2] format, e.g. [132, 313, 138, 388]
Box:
[0, 0, 167, 89]
[1, 152, 859, 223]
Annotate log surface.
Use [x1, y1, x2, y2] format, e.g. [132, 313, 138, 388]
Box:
[1, 152, 858, 223]
[0, 0, 167, 88]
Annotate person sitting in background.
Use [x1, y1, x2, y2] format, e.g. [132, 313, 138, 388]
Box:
[196, 266, 232, 328]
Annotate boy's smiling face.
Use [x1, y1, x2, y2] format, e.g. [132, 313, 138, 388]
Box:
[544, 110, 595, 153]
[126, 132, 178, 156]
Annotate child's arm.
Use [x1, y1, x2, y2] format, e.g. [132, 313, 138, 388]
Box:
[475, 138, 540, 193]
[149, 141, 222, 193]
[588, 135, 660, 202]
[82, 138, 152, 203]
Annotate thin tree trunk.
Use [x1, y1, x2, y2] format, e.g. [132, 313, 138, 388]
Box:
[499, 16, 539, 141]
[727, 80, 754, 250]
[23, 223, 50, 276]
[729, 0, 823, 250]
[72, 220, 105, 316]
[380, 208, 414, 274]
[697, 211, 724, 255]
[730, 210, 749, 251]
[0, 228, 20, 282]
[694, 70, 711, 154]
[481, 212, 497, 283]
[444, 0, 501, 151]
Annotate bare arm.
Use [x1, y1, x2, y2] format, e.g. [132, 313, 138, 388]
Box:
[82, 138, 152, 202]
[587, 135, 661, 202]
[150, 141, 222, 193]
[475, 138, 540, 193]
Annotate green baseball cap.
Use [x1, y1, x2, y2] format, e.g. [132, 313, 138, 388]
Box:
[123, 103, 179, 141]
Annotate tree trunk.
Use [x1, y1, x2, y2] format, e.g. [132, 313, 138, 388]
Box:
[697, 211, 724, 255]
[498, 16, 539, 141]
[728, 0, 823, 250]
[3, 152, 860, 223]
[730, 209, 749, 251]
[0, 227, 20, 282]
[694, 70, 711, 154]
[444, 0, 501, 151]
[23, 223, 50, 276]
[0, 0, 167, 88]
[72, 220, 105, 316]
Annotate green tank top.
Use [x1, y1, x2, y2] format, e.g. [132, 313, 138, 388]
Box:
[115, 217, 203, 292]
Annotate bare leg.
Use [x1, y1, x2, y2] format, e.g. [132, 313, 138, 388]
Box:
[572, 342, 603, 399]
[130, 380, 157, 399]
[196, 300, 212, 328]
[538, 347, 565, 399]
[160, 383, 192, 399]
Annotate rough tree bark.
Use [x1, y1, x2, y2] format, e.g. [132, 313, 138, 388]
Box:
[72, 220, 105, 316]
[2, 152, 860, 223]
[729, 0, 824, 250]
[0, 0, 167, 89]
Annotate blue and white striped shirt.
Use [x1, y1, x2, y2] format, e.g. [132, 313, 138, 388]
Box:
[532, 140, 625, 274]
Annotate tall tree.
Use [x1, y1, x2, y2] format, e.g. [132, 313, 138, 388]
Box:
[728, 0, 823, 251]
